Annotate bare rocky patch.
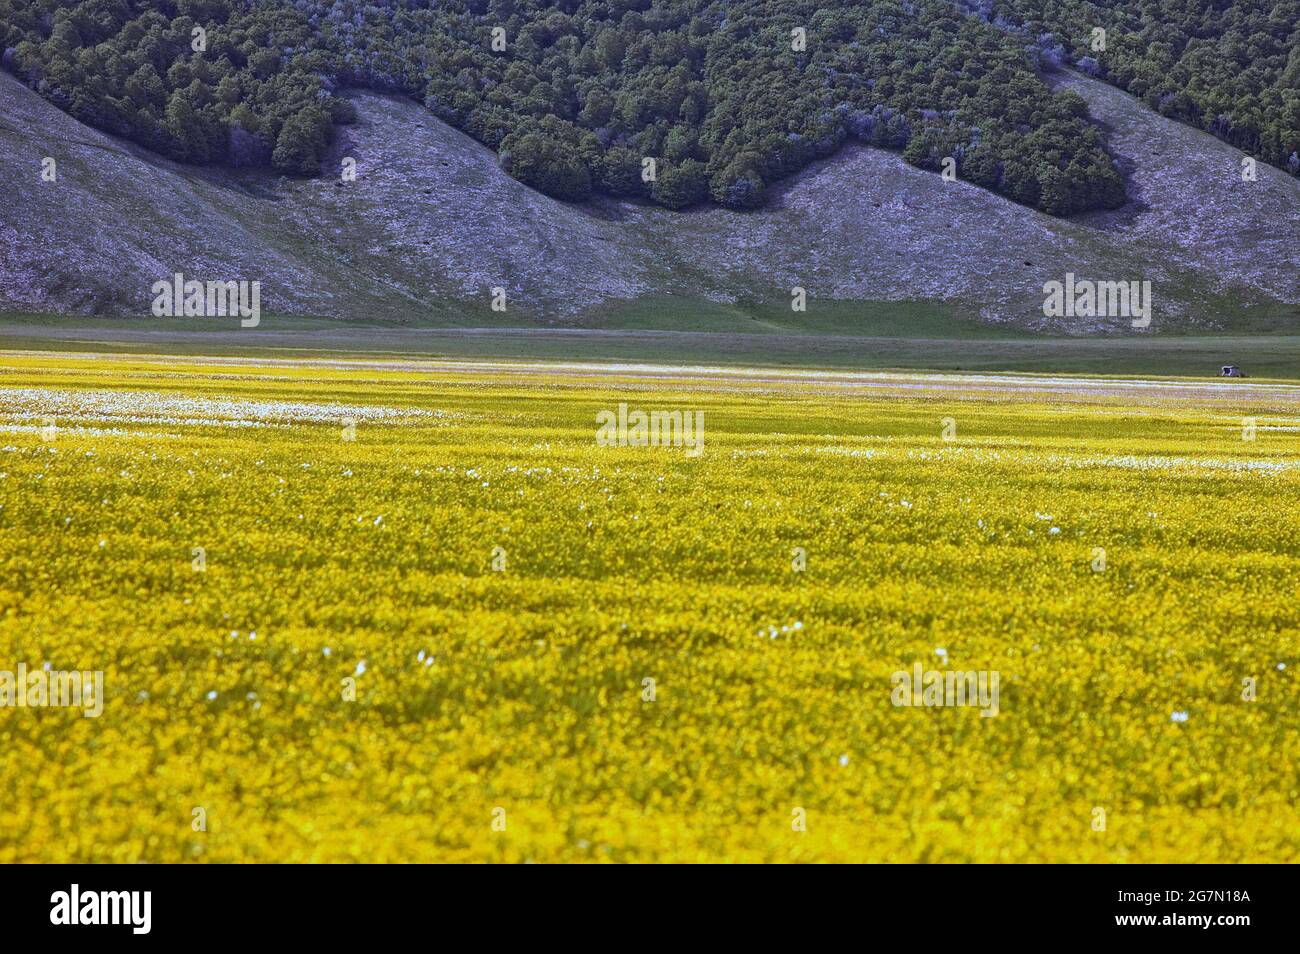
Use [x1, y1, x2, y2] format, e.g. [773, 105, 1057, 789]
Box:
[1, 69, 1295, 332]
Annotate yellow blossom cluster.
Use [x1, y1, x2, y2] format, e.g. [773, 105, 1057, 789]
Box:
[0, 353, 1298, 862]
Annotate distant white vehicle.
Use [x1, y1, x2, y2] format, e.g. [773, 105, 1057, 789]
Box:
[1221, 365, 1245, 377]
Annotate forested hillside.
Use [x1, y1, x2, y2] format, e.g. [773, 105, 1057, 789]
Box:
[990, 0, 1300, 175]
[1, 0, 1296, 215]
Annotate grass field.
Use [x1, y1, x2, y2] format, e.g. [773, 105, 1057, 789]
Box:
[4, 309, 1300, 378]
[2, 351, 1300, 862]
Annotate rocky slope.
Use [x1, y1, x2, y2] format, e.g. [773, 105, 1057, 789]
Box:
[1, 68, 1296, 332]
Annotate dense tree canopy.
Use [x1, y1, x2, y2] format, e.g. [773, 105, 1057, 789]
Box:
[989, 0, 1300, 176]
[2, 1, 1294, 213]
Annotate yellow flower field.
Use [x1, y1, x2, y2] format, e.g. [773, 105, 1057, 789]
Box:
[1, 351, 1298, 863]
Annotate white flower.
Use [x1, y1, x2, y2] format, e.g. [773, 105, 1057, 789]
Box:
[1171, 710, 1189, 723]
